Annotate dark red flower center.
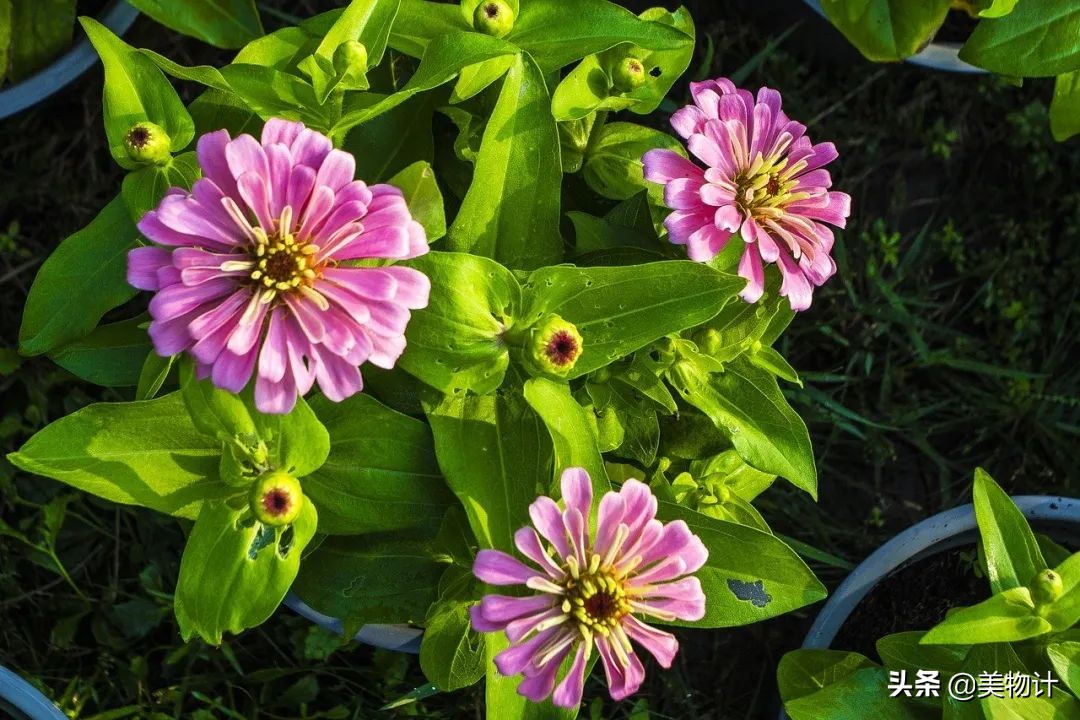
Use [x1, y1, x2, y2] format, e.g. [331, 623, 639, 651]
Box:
[766, 174, 780, 196]
[127, 126, 151, 148]
[583, 591, 619, 621]
[263, 249, 300, 283]
[545, 331, 580, 367]
[262, 488, 292, 516]
[484, 2, 500, 18]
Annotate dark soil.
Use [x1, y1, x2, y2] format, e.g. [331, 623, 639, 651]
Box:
[935, 9, 980, 45]
[832, 547, 986, 659]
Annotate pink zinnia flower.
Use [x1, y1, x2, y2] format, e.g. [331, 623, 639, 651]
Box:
[642, 78, 851, 311]
[127, 119, 430, 414]
[471, 468, 707, 708]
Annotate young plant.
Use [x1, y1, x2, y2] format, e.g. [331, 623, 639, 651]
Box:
[816, 0, 1080, 141]
[778, 468, 1080, 719]
[7, 0, 850, 714]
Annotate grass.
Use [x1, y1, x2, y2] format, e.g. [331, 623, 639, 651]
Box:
[1, 0, 1078, 718]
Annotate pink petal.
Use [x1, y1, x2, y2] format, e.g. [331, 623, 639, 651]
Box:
[551, 644, 588, 709]
[473, 549, 540, 586]
[641, 149, 703, 184]
[127, 246, 172, 291]
[622, 616, 679, 668]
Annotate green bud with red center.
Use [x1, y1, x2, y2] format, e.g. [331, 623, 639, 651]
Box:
[333, 40, 369, 79]
[528, 314, 583, 377]
[611, 56, 647, 93]
[472, 0, 514, 38]
[1031, 569, 1064, 605]
[250, 469, 303, 526]
[124, 121, 171, 166]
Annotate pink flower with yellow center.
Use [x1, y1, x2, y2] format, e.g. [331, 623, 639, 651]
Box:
[471, 468, 707, 707]
[643, 78, 851, 311]
[127, 119, 430, 414]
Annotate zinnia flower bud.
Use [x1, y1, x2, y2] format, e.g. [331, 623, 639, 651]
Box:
[1032, 569, 1064, 605]
[611, 56, 647, 93]
[124, 121, 171, 166]
[472, 0, 514, 38]
[333, 40, 369, 79]
[250, 470, 303, 526]
[529, 314, 583, 376]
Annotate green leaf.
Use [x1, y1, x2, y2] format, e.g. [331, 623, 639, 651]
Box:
[668, 356, 818, 498]
[136, 350, 175, 400]
[19, 197, 140, 356]
[7, 392, 226, 519]
[820, 0, 952, 62]
[447, 52, 563, 270]
[388, 0, 469, 58]
[303, 393, 451, 535]
[749, 345, 802, 386]
[777, 649, 876, 704]
[973, 467, 1045, 594]
[450, 55, 515, 103]
[960, 0, 1080, 76]
[1047, 641, 1080, 696]
[297, 0, 400, 101]
[521, 261, 741, 378]
[523, 377, 610, 497]
[387, 161, 446, 243]
[292, 533, 444, 628]
[80, 17, 194, 168]
[399, 252, 520, 395]
[1043, 551, 1080, 630]
[7, 0, 76, 82]
[121, 152, 201, 221]
[922, 587, 1051, 644]
[972, 0, 1019, 18]
[983, 691, 1080, 719]
[50, 317, 151, 388]
[419, 599, 485, 691]
[784, 666, 924, 720]
[699, 292, 787, 364]
[511, 0, 694, 73]
[656, 502, 826, 628]
[1050, 71, 1080, 142]
[425, 388, 552, 552]
[582, 121, 686, 201]
[175, 497, 317, 643]
[690, 449, 776, 503]
[124, 0, 263, 49]
[484, 633, 579, 720]
[875, 631, 967, 675]
[344, 93, 436, 183]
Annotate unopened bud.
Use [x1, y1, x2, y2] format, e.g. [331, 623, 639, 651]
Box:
[612, 56, 647, 93]
[333, 40, 369, 79]
[1032, 569, 1064, 605]
[250, 470, 303, 526]
[124, 121, 171, 165]
[473, 0, 515, 38]
[529, 314, 583, 377]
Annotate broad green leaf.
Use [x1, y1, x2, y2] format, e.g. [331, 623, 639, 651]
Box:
[7, 392, 226, 519]
[7, 0, 75, 82]
[749, 345, 802, 386]
[175, 497, 317, 643]
[387, 161, 446, 243]
[607, 381, 661, 466]
[124, 0, 264, 49]
[972, 0, 1019, 18]
[425, 388, 552, 552]
[344, 93, 436, 183]
[292, 533, 444, 628]
[189, 88, 263, 138]
[19, 197, 140, 356]
[523, 377, 610, 497]
[667, 356, 818, 497]
[485, 633, 579, 720]
[303, 393, 451, 535]
[450, 55, 515, 103]
[121, 152, 201, 221]
[1050, 71, 1080, 142]
[399, 252, 520, 395]
[551, 8, 694, 121]
[388, 0, 468, 58]
[876, 631, 967, 675]
[922, 587, 1051, 644]
[784, 666, 927, 720]
[690, 449, 777, 503]
[335, 31, 516, 134]
[983, 691, 1080, 719]
[820, 0, 951, 62]
[973, 467, 1045, 594]
[520, 262, 741, 378]
[960, 1, 1080, 76]
[582, 121, 686, 201]
[1043, 552, 1080, 630]
[50, 317, 151, 388]
[447, 53, 563, 270]
[234, 23, 316, 70]
[136, 351, 175, 400]
[656, 502, 826, 628]
[511, 0, 694, 73]
[420, 599, 485, 691]
[298, 0, 400, 100]
[1047, 641, 1080, 696]
[697, 291, 786, 363]
[777, 649, 876, 704]
[218, 63, 329, 128]
[80, 18, 193, 168]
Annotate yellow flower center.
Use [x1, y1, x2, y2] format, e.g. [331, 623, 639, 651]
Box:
[559, 554, 631, 638]
[249, 226, 318, 292]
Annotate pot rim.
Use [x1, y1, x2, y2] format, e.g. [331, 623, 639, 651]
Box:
[0, 1, 140, 121]
[800, 0, 987, 75]
[0, 666, 66, 720]
[282, 591, 424, 654]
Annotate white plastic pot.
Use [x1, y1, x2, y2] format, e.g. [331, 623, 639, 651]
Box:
[283, 591, 424, 653]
